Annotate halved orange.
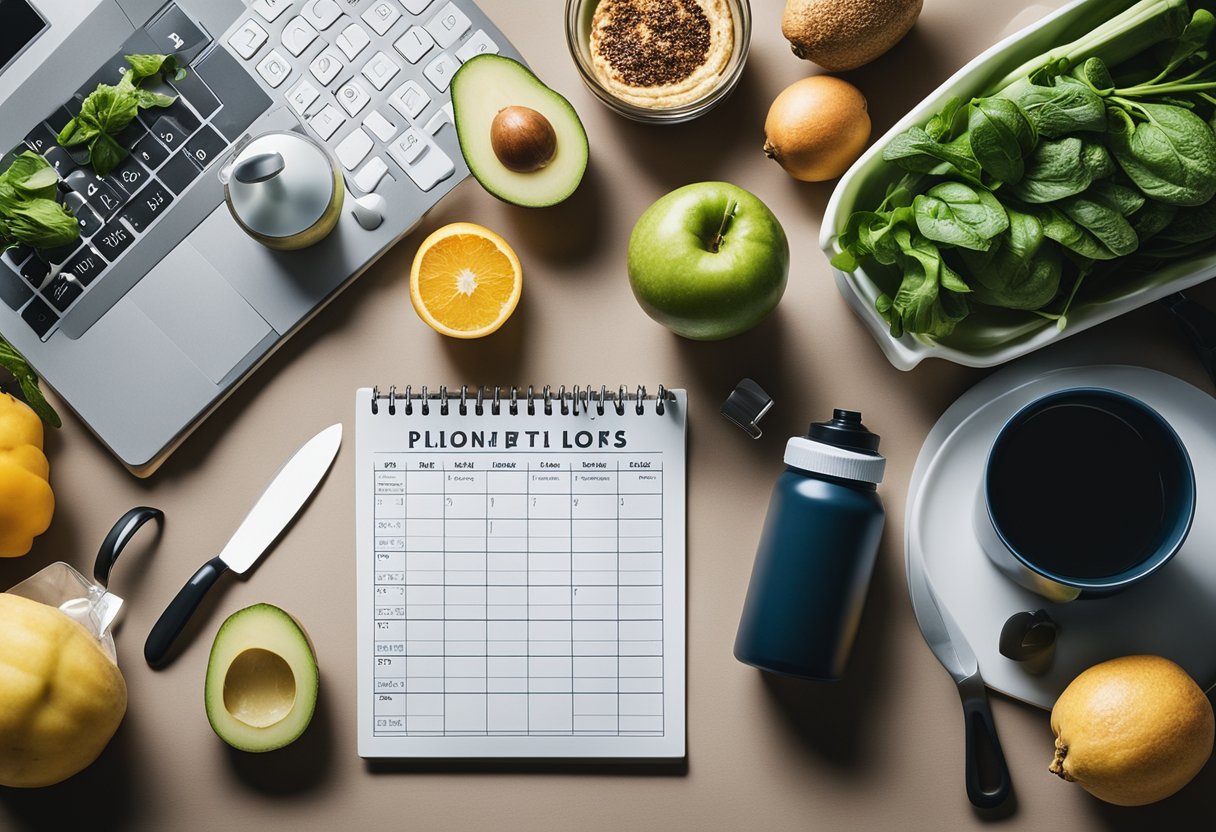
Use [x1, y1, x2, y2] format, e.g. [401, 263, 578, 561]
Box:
[409, 222, 522, 339]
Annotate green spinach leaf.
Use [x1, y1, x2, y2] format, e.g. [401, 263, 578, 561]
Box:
[913, 182, 1008, 250]
[1058, 194, 1141, 256]
[1008, 138, 1113, 203]
[969, 97, 1037, 183]
[960, 210, 1063, 310]
[883, 126, 985, 184]
[1108, 102, 1216, 206]
[1001, 76, 1107, 137]
[1129, 198, 1178, 239]
[876, 228, 971, 338]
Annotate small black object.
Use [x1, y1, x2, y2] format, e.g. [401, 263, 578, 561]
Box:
[720, 379, 773, 438]
[809, 409, 881, 454]
[94, 507, 164, 588]
[1162, 292, 1216, 392]
[999, 609, 1059, 670]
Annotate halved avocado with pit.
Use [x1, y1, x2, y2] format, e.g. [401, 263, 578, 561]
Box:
[452, 55, 589, 208]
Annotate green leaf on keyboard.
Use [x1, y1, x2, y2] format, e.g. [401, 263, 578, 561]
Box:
[125, 53, 185, 84]
[0, 151, 80, 254]
[0, 337, 61, 429]
[57, 53, 185, 175]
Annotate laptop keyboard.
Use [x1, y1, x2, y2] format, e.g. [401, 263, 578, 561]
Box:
[0, 0, 505, 342]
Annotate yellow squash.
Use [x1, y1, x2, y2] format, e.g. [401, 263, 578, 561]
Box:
[0, 392, 53, 557]
[0, 593, 127, 787]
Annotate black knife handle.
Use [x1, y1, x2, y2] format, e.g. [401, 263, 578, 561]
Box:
[959, 675, 1013, 810]
[144, 556, 228, 668]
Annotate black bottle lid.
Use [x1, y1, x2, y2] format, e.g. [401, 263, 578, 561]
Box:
[808, 409, 881, 456]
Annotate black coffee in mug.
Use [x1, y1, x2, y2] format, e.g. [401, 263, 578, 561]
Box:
[986, 389, 1193, 584]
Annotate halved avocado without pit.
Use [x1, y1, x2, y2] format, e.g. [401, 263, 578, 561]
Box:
[204, 603, 318, 753]
[452, 55, 589, 208]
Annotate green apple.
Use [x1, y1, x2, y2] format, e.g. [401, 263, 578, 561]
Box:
[627, 182, 790, 340]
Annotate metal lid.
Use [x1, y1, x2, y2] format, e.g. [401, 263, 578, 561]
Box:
[224, 131, 336, 239]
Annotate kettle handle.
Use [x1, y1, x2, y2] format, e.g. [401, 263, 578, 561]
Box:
[94, 507, 164, 587]
[233, 151, 286, 184]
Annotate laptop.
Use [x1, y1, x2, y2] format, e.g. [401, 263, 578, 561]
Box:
[0, 0, 522, 475]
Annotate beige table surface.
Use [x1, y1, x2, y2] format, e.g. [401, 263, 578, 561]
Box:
[3, 0, 1215, 828]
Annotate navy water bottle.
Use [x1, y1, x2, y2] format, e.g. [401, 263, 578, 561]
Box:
[734, 410, 886, 680]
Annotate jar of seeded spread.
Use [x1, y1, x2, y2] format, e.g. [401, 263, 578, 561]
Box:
[565, 0, 752, 123]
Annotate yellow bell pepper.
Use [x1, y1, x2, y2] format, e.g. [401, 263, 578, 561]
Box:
[0, 392, 53, 557]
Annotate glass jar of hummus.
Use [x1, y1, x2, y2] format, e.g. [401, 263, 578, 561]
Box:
[565, 0, 751, 123]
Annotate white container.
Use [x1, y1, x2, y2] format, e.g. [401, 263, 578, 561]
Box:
[820, 0, 1216, 371]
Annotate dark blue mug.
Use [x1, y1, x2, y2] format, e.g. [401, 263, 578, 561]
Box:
[975, 388, 1196, 603]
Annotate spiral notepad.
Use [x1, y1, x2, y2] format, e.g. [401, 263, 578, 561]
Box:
[355, 385, 687, 759]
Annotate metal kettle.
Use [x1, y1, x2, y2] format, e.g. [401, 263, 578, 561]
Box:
[219, 130, 344, 250]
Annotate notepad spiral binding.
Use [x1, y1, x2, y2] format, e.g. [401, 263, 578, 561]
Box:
[370, 384, 671, 417]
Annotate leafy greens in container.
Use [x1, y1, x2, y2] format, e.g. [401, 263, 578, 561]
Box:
[832, 0, 1216, 339]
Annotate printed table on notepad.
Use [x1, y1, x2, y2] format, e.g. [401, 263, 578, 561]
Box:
[372, 453, 665, 737]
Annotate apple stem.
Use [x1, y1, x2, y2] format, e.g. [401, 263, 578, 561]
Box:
[711, 200, 738, 254]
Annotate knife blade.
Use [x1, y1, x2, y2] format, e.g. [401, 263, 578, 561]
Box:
[908, 549, 1013, 809]
[144, 423, 343, 667]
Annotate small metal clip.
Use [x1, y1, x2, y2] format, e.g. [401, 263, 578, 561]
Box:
[636, 385, 646, 415]
[720, 378, 773, 439]
[543, 385, 552, 415]
[421, 386, 429, 416]
[388, 385, 397, 415]
[656, 384, 667, 416]
[475, 386, 485, 416]
[404, 385, 413, 416]
[459, 385, 468, 416]
[371, 385, 380, 415]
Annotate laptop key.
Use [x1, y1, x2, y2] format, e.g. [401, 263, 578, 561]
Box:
[39, 242, 81, 267]
[21, 297, 58, 338]
[20, 255, 51, 289]
[94, 218, 136, 262]
[62, 247, 107, 285]
[64, 171, 124, 219]
[150, 115, 194, 153]
[43, 146, 79, 179]
[228, 19, 268, 61]
[337, 23, 371, 60]
[64, 193, 103, 238]
[44, 106, 75, 135]
[183, 126, 228, 171]
[159, 153, 202, 196]
[131, 133, 170, 170]
[252, 0, 291, 23]
[169, 71, 221, 119]
[145, 3, 213, 64]
[194, 48, 273, 143]
[0, 260, 33, 311]
[45, 273, 85, 313]
[121, 182, 174, 233]
[423, 52, 460, 92]
[256, 50, 292, 89]
[281, 17, 318, 57]
[24, 124, 56, 155]
[111, 153, 151, 196]
[162, 100, 202, 136]
[302, 0, 343, 31]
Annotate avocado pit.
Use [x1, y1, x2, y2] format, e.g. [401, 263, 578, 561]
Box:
[490, 106, 557, 173]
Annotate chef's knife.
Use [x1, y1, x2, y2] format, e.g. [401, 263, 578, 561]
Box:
[144, 423, 343, 667]
[908, 551, 1013, 809]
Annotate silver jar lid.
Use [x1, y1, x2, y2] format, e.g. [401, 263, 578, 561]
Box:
[224, 131, 336, 239]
